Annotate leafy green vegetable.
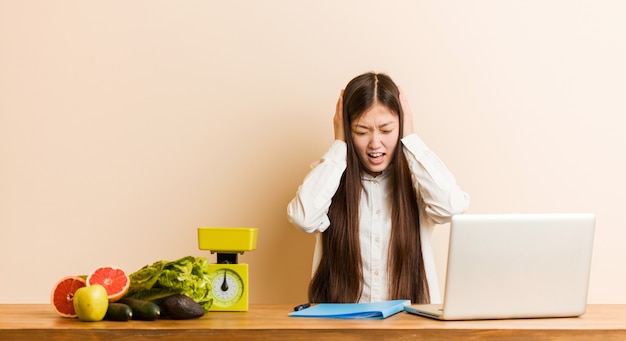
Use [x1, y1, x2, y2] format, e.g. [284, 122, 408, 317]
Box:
[126, 256, 213, 312]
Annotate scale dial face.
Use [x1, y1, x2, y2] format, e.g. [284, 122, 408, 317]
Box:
[208, 268, 244, 308]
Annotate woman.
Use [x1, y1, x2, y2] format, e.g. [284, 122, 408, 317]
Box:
[287, 72, 469, 304]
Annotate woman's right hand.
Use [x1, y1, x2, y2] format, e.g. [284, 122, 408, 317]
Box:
[333, 89, 345, 141]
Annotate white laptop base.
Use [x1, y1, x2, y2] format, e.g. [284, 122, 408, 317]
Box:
[405, 213, 595, 320]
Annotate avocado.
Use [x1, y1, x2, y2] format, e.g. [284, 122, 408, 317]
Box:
[161, 294, 205, 319]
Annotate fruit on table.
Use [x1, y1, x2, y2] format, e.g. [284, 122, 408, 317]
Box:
[50, 276, 87, 317]
[51, 260, 213, 321]
[73, 284, 109, 321]
[87, 265, 130, 302]
[161, 294, 205, 319]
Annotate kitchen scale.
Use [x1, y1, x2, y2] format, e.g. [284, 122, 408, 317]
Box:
[197, 227, 258, 312]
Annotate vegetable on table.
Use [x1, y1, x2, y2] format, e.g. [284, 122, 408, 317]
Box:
[125, 256, 213, 312]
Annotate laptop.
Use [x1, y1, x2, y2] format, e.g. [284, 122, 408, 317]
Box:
[405, 213, 596, 320]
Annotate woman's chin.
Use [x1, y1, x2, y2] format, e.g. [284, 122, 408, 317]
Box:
[364, 166, 386, 177]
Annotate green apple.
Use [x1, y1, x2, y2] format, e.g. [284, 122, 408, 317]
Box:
[73, 284, 109, 321]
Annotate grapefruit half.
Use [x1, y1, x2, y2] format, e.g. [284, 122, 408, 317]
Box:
[50, 276, 87, 317]
[87, 266, 130, 302]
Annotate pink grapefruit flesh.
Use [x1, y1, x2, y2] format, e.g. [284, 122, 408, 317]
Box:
[50, 276, 87, 318]
[87, 266, 130, 302]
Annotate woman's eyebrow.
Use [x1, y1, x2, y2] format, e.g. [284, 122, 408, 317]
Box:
[378, 121, 395, 128]
[353, 120, 396, 130]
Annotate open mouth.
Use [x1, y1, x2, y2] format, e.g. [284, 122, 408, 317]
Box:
[368, 152, 385, 164]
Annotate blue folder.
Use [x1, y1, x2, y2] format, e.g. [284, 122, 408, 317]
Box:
[288, 300, 410, 320]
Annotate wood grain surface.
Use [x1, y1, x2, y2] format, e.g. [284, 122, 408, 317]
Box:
[1, 304, 625, 340]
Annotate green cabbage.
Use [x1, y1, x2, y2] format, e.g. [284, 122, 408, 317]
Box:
[126, 256, 213, 311]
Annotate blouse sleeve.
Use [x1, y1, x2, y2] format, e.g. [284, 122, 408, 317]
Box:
[287, 140, 347, 234]
[401, 134, 470, 225]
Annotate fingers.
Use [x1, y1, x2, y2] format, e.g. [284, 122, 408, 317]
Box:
[334, 89, 345, 141]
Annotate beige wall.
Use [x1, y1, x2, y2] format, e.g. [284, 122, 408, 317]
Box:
[1, 1, 625, 304]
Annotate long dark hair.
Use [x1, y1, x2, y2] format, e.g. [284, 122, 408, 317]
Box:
[308, 72, 430, 303]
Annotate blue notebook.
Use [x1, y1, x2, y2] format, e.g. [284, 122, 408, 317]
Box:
[288, 300, 410, 320]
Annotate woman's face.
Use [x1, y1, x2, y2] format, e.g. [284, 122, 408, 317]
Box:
[350, 102, 400, 177]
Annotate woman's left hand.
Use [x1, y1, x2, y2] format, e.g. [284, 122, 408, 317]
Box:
[398, 87, 414, 137]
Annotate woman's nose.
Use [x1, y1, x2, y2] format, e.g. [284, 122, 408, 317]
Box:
[369, 132, 382, 148]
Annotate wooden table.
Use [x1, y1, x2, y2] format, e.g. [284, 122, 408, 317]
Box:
[1, 304, 625, 340]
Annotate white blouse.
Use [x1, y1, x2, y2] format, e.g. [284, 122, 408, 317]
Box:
[287, 133, 470, 303]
